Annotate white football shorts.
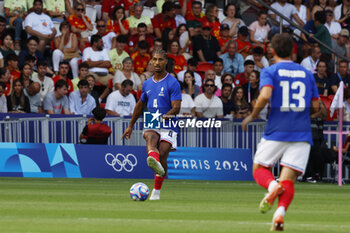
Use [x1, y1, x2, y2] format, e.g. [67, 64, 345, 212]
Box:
[253, 138, 311, 174]
[143, 129, 177, 150]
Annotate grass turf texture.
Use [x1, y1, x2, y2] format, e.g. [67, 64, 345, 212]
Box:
[0, 178, 349, 233]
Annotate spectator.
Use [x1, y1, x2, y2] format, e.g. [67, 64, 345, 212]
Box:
[312, 0, 332, 20]
[153, 38, 163, 52]
[242, 70, 260, 104]
[293, 0, 309, 26]
[4, 0, 28, 50]
[43, 79, 70, 114]
[334, 0, 350, 29]
[161, 28, 175, 51]
[311, 11, 332, 56]
[183, 70, 200, 99]
[72, 62, 89, 91]
[152, 1, 177, 39]
[184, 0, 207, 37]
[44, 0, 66, 23]
[127, 3, 153, 35]
[69, 79, 96, 115]
[221, 3, 245, 39]
[7, 79, 31, 113]
[220, 73, 235, 92]
[332, 28, 349, 60]
[249, 11, 270, 48]
[0, 67, 11, 96]
[131, 40, 151, 75]
[24, 0, 57, 53]
[194, 79, 223, 118]
[105, 79, 136, 116]
[205, 4, 221, 40]
[177, 58, 202, 86]
[234, 60, 254, 87]
[235, 26, 253, 59]
[265, 41, 274, 65]
[314, 60, 330, 96]
[83, 35, 113, 86]
[301, 46, 322, 74]
[220, 83, 234, 118]
[245, 46, 269, 72]
[178, 81, 195, 117]
[174, 1, 186, 28]
[113, 57, 142, 91]
[95, 19, 117, 51]
[220, 40, 244, 77]
[0, 32, 15, 66]
[19, 63, 33, 88]
[232, 86, 250, 119]
[167, 40, 187, 74]
[53, 21, 80, 79]
[101, 0, 129, 21]
[24, 81, 42, 113]
[32, 61, 54, 102]
[67, 3, 93, 51]
[213, 58, 224, 87]
[18, 36, 44, 70]
[0, 81, 7, 112]
[325, 9, 342, 40]
[109, 35, 129, 73]
[129, 23, 154, 54]
[107, 6, 129, 36]
[268, 0, 305, 38]
[193, 21, 221, 62]
[140, 60, 154, 83]
[52, 61, 74, 95]
[330, 60, 350, 94]
[86, 74, 102, 106]
[6, 54, 21, 81]
[79, 106, 112, 144]
[217, 24, 231, 54]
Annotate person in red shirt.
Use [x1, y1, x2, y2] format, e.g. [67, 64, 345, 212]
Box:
[167, 40, 187, 74]
[217, 24, 231, 54]
[6, 54, 21, 81]
[128, 23, 154, 54]
[185, 1, 208, 37]
[235, 26, 253, 58]
[67, 3, 93, 51]
[152, 1, 177, 39]
[52, 61, 74, 95]
[131, 40, 151, 75]
[234, 60, 255, 87]
[106, 6, 130, 36]
[102, 0, 124, 21]
[205, 4, 221, 40]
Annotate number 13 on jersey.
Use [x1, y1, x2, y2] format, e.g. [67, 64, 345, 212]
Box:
[280, 80, 306, 112]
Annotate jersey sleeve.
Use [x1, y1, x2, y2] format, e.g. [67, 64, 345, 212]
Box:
[259, 67, 274, 90]
[140, 81, 148, 103]
[169, 79, 182, 102]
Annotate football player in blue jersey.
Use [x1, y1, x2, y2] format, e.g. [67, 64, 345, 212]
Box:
[242, 34, 320, 231]
[121, 49, 182, 200]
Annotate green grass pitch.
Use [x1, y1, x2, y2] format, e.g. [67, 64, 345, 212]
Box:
[0, 178, 350, 233]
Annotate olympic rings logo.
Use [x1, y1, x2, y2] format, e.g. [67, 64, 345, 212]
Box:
[105, 153, 138, 172]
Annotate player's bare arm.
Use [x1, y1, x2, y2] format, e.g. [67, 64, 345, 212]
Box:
[242, 86, 272, 131]
[121, 100, 146, 140]
[162, 100, 181, 120]
[310, 98, 321, 116]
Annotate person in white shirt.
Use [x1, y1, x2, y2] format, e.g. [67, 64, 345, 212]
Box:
[24, 0, 56, 53]
[245, 46, 269, 72]
[94, 19, 117, 51]
[300, 46, 321, 74]
[194, 79, 223, 118]
[105, 79, 136, 116]
[178, 81, 195, 117]
[31, 61, 54, 102]
[324, 9, 342, 40]
[83, 34, 113, 86]
[69, 79, 96, 115]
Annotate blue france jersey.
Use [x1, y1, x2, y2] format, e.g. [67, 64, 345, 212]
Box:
[140, 73, 182, 131]
[260, 61, 319, 145]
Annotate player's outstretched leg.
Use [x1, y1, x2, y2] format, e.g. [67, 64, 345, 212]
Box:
[147, 151, 165, 176]
[150, 174, 165, 200]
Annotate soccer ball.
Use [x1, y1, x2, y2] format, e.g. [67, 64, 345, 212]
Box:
[130, 183, 149, 201]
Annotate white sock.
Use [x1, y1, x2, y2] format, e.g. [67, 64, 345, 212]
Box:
[152, 189, 161, 195]
[273, 206, 286, 219]
[268, 180, 278, 193]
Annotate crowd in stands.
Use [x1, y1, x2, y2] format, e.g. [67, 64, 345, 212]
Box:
[0, 0, 350, 120]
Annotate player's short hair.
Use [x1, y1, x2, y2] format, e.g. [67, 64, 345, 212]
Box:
[271, 34, 293, 59]
[55, 79, 68, 90]
[79, 61, 89, 70]
[78, 79, 89, 87]
[244, 60, 255, 66]
[121, 79, 134, 88]
[152, 49, 168, 60]
[92, 106, 106, 121]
